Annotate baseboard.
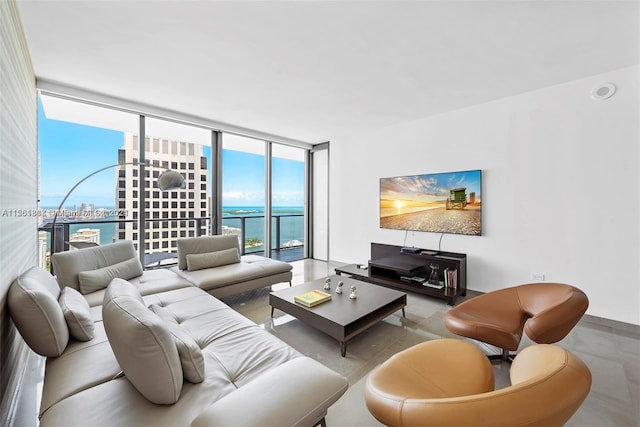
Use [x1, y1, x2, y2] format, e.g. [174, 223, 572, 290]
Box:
[581, 314, 640, 338]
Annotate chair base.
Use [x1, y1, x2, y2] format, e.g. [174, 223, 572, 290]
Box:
[487, 348, 515, 363]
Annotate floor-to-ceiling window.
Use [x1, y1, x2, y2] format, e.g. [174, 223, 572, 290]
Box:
[38, 91, 311, 266]
[37, 94, 138, 269]
[221, 134, 266, 254]
[142, 118, 212, 266]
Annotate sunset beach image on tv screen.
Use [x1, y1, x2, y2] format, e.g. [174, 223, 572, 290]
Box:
[380, 169, 482, 236]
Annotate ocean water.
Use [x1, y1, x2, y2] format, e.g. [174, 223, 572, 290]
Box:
[222, 206, 304, 251]
[41, 206, 120, 246]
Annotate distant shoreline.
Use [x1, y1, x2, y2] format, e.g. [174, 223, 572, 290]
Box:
[380, 205, 443, 218]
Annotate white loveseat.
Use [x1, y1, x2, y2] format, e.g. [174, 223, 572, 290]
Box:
[8, 240, 348, 426]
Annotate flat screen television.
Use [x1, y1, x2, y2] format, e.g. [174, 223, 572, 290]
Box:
[380, 169, 482, 236]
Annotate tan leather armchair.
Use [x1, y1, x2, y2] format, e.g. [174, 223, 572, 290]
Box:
[365, 339, 591, 427]
[444, 282, 588, 360]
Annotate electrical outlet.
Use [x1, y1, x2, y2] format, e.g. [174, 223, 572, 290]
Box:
[532, 273, 545, 281]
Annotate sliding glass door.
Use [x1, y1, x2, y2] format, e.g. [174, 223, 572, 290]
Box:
[221, 135, 307, 261]
[271, 144, 306, 261]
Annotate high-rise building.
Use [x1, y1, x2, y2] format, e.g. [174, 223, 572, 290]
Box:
[70, 228, 100, 245]
[116, 133, 209, 256]
[38, 231, 48, 269]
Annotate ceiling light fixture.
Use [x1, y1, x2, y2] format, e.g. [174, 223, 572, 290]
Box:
[591, 83, 616, 100]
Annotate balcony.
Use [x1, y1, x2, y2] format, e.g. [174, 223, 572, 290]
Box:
[38, 213, 304, 270]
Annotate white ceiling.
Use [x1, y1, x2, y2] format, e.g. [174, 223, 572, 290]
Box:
[17, 1, 640, 144]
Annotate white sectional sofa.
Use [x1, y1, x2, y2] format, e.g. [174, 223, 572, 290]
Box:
[8, 238, 348, 426]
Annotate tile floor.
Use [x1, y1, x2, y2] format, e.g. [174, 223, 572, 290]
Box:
[222, 259, 640, 427]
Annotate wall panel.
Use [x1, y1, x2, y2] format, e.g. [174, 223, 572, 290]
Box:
[0, 1, 41, 425]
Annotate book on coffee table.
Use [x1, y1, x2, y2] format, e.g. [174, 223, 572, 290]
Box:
[294, 289, 332, 307]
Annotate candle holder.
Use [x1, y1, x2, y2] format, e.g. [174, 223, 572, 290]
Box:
[349, 285, 357, 299]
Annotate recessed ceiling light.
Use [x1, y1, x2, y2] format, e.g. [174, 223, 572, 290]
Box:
[591, 83, 616, 100]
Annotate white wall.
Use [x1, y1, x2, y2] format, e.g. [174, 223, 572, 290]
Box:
[330, 66, 639, 326]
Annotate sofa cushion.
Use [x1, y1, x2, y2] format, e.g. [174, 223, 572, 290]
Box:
[102, 279, 183, 404]
[59, 287, 95, 341]
[150, 305, 205, 383]
[8, 267, 69, 357]
[186, 248, 240, 271]
[52, 240, 139, 291]
[81, 269, 194, 308]
[40, 322, 121, 415]
[78, 257, 144, 294]
[192, 357, 349, 427]
[177, 235, 239, 270]
[171, 256, 292, 292]
[129, 268, 194, 294]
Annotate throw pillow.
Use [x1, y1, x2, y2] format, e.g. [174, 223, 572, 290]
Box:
[185, 248, 240, 271]
[78, 257, 143, 294]
[59, 286, 95, 341]
[102, 279, 183, 404]
[8, 267, 69, 357]
[149, 305, 205, 383]
[177, 235, 239, 270]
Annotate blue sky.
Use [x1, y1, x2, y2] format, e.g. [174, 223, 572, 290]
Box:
[38, 101, 304, 208]
[38, 101, 123, 207]
[222, 150, 304, 207]
[380, 170, 482, 204]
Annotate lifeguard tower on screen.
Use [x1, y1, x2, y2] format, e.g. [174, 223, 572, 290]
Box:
[445, 187, 467, 210]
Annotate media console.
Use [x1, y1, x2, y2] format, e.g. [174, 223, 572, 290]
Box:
[335, 242, 467, 305]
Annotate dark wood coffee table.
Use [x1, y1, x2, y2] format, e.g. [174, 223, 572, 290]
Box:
[269, 275, 407, 357]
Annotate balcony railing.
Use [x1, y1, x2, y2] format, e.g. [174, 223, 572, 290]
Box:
[222, 213, 304, 255]
[38, 213, 304, 270]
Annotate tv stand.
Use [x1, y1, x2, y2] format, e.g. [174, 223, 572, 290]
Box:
[336, 242, 467, 305]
